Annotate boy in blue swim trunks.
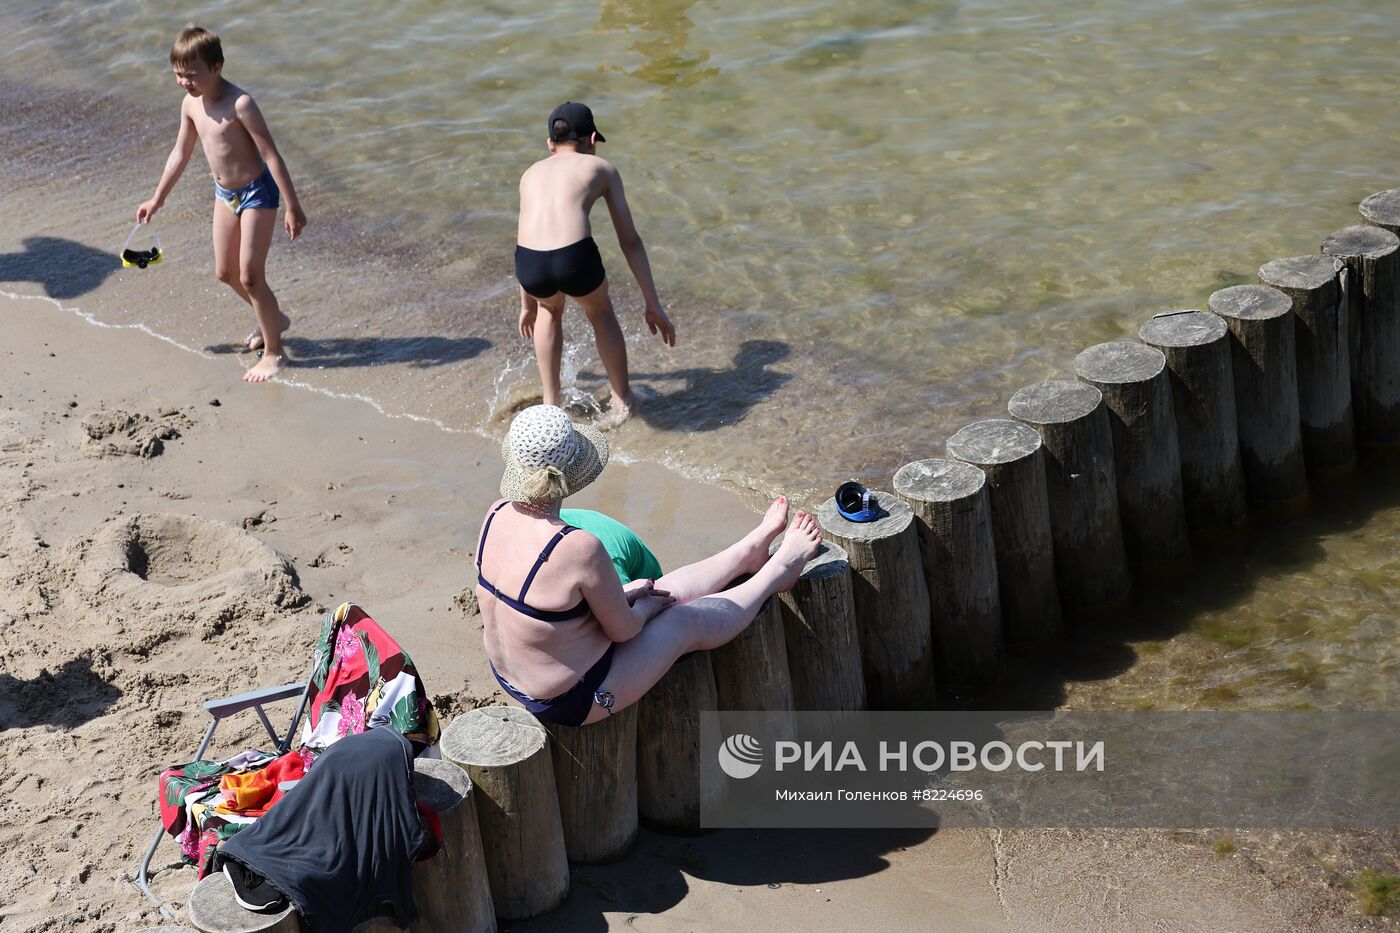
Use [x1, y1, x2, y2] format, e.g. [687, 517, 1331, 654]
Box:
[136, 25, 307, 383]
[516, 102, 676, 425]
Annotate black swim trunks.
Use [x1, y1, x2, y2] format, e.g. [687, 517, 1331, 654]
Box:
[515, 236, 607, 299]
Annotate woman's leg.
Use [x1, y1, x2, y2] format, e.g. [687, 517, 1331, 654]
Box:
[655, 496, 790, 604]
[582, 510, 821, 724]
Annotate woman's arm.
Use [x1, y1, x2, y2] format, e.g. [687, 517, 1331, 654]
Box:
[578, 539, 671, 642]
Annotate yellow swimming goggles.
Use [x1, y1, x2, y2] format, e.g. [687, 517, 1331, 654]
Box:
[119, 222, 164, 269]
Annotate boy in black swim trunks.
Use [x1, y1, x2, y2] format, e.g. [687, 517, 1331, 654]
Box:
[515, 102, 675, 424]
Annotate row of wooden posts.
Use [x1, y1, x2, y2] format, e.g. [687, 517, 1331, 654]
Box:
[181, 188, 1400, 932]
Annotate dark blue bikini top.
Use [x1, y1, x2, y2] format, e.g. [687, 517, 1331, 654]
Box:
[477, 501, 591, 622]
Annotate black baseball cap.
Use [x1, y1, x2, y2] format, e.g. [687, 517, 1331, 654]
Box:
[548, 101, 606, 143]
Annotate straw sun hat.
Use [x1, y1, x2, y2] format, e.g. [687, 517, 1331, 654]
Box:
[499, 405, 609, 502]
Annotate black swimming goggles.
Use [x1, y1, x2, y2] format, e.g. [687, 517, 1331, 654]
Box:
[835, 481, 882, 523]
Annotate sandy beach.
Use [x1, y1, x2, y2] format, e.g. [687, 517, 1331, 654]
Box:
[4, 291, 1395, 932]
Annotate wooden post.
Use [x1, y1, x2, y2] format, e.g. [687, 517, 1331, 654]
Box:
[1208, 284, 1308, 504]
[712, 595, 794, 712]
[776, 541, 867, 711]
[892, 458, 1003, 693]
[816, 493, 934, 709]
[1072, 341, 1190, 565]
[188, 873, 299, 933]
[544, 703, 638, 864]
[442, 707, 569, 920]
[1359, 188, 1400, 235]
[637, 650, 719, 835]
[409, 758, 497, 933]
[1258, 256, 1354, 470]
[1322, 225, 1400, 448]
[946, 419, 1061, 649]
[1008, 381, 1131, 614]
[1138, 311, 1247, 530]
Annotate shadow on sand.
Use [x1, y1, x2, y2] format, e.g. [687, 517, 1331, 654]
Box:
[0, 657, 122, 731]
[0, 236, 124, 301]
[205, 335, 492, 369]
[501, 824, 936, 932]
[582, 339, 792, 432]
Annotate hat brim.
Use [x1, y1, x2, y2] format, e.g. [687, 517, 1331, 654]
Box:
[499, 421, 609, 501]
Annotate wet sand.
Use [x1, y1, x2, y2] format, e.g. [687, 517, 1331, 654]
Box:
[4, 292, 1388, 931]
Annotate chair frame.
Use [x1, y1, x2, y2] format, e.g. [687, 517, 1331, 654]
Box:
[130, 673, 314, 919]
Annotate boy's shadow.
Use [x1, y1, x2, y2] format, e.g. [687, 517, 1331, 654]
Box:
[206, 335, 491, 369]
[0, 237, 123, 301]
[584, 339, 792, 432]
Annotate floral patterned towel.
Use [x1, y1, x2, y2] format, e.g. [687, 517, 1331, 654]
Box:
[155, 602, 440, 876]
[301, 602, 441, 751]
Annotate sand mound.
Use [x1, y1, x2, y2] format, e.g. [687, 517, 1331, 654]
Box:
[68, 513, 304, 612]
[81, 407, 191, 458]
[0, 513, 314, 929]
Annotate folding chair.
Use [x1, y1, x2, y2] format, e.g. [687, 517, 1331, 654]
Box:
[131, 601, 440, 919]
[131, 673, 313, 918]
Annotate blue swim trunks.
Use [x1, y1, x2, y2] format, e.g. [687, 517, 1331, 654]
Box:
[214, 165, 280, 215]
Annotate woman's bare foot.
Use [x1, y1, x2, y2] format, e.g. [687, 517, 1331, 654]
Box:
[767, 510, 822, 592]
[243, 353, 287, 383]
[738, 496, 790, 574]
[243, 312, 292, 353]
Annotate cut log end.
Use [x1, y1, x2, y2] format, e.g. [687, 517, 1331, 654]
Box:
[1207, 284, 1291, 322]
[1322, 224, 1400, 261]
[1073, 341, 1166, 385]
[1007, 380, 1102, 425]
[1258, 255, 1343, 291]
[413, 757, 473, 813]
[442, 705, 547, 767]
[1138, 310, 1226, 348]
[1360, 188, 1400, 231]
[893, 458, 986, 503]
[946, 418, 1042, 465]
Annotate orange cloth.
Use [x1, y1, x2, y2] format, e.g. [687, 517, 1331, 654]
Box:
[220, 770, 276, 813]
[217, 751, 309, 816]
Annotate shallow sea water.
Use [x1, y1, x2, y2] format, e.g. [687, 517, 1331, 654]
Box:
[1, 0, 1397, 709]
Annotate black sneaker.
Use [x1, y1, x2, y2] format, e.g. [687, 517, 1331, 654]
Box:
[223, 859, 288, 913]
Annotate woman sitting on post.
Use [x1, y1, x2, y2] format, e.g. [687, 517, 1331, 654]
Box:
[477, 405, 822, 726]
